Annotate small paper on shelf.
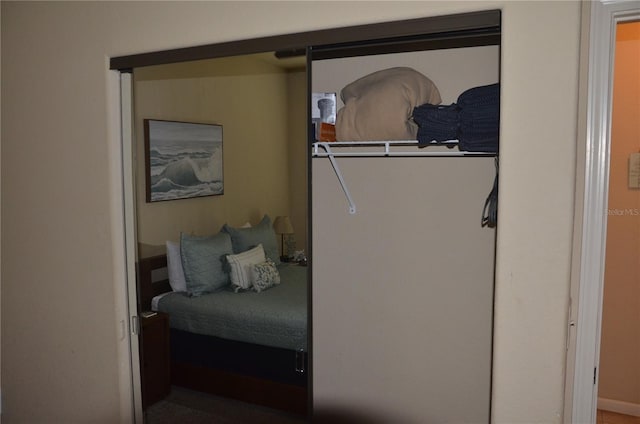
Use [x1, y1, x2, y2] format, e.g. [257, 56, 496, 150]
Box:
[312, 92, 337, 141]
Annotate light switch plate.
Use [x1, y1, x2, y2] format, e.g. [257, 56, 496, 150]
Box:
[629, 152, 640, 189]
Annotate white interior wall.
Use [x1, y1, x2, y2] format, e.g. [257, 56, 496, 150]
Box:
[313, 157, 497, 422]
[315, 46, 500, 105]
[311, 47, 498, 422]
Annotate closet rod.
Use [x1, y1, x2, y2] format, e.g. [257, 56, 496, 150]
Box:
[312, 141, 497, 215]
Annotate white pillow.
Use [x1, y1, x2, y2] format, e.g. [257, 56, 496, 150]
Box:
[166, 240, 187, 292]
[226, 244, 266, 292]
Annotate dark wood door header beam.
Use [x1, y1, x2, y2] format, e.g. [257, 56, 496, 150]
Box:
[109, 9, 500, 70]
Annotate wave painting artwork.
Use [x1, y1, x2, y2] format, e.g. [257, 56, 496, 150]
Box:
[145, 120, 224, 202]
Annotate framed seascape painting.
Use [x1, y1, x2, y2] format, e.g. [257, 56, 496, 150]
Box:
[144, 119, 224, 202]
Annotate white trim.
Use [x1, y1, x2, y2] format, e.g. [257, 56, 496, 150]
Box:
[108, 69, 135, 424]
[598, 398, 640, 417]
[119, 72, 144, 423]
[572, 2, 615, 420]
[572, 1, 640, 423]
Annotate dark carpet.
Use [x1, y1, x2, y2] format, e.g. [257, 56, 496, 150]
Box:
[145, 386, 307, 424]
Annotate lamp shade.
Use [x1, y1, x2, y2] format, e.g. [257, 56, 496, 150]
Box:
[273, 216, 294, 234]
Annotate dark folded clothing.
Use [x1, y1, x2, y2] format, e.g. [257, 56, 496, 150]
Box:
[417, 126, 457, 144]
[412, 83, 500, 152]
[458, 83, 500, 107]
[458, 139, 498, 152]
[458, 84, 499, 152]
[413, 103, 459, 123]
[413, 104, 459, 143]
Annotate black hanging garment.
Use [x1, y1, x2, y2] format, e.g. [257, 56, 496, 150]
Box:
[482, 158, 499, 228]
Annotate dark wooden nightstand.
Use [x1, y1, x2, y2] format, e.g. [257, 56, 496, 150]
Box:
[139, 311, 170, 409]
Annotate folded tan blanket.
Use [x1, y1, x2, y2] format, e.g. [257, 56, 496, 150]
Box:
[336, 67, 441, 141]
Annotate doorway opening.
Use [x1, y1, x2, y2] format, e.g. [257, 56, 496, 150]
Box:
[569, 3, 640, 422]
[596, 19, 640, 421]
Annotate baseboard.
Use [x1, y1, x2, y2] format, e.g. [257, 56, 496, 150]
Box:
[598, 397, 640, 417]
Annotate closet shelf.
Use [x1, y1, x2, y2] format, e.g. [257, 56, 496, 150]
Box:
[312, 140, 497, 158]
[312, 140, 497, 215]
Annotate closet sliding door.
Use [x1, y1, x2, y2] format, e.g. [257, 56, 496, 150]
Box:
[310, 41, 499, 422]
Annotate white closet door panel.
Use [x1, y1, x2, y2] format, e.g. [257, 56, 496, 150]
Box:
[312, 156, 496, 423]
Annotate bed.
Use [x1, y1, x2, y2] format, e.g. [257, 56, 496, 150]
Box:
[136, 216, 309, 415]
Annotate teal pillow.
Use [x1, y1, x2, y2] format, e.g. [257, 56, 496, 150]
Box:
[222, 215, 281, 265]
[180, 232, 233, 296]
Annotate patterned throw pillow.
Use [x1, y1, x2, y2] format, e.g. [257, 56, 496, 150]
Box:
[251, 259, 281, 293]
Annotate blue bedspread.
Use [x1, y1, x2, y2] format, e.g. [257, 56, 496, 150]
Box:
[154, 263, 307, 351]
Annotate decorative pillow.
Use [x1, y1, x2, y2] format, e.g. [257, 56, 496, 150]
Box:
[226, 244, 266, 292]
[180, 232, 233, 297]
[221, 214, 281, 265]
[165, 240, 187, 292]
[251, 258, 281, 293]
[336, 67, 442, 141]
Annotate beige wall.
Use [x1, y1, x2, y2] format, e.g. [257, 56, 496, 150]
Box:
[133, 55, 307, 251]
[598, 21, 640, 406]
[286, 71, 309, 254]
[315, 46, 500, 104]
[0, 1, 582, 423]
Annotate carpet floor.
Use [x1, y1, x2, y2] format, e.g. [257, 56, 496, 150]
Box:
[145, 386, 308, 424]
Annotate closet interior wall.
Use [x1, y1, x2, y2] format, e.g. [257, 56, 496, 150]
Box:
[311, 46, 499, 422]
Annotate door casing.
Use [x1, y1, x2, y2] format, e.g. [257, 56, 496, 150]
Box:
[568, 1, 640, 422]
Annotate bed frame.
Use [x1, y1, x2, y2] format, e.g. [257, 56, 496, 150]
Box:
[136, 254, 308, 416]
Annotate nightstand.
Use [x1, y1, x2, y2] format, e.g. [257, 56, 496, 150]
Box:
[139, 311, 170, 409]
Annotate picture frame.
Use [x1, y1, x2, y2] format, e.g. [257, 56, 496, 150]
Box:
[144, 119, 224, 202]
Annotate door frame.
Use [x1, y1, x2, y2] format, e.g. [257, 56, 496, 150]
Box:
[110, 12, 503, 422]
[570, 1, 640, 422]
[113, 70, 144, 423]
[120, 71, 144, 423]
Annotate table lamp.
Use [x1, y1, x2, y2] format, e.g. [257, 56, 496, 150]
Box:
[273, 216, 294, 261]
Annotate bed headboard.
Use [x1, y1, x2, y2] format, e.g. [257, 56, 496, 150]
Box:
[137, 254, 172, 312]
